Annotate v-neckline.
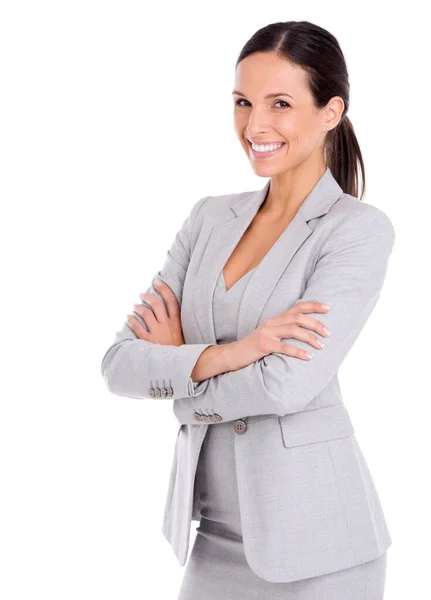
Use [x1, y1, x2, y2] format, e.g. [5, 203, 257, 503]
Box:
[192, 167, 344, 345]
[222, 266, 256, 292]
[219, 184, 297, 294]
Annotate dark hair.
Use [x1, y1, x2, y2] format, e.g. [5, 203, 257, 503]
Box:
[236, 21, 365, 200]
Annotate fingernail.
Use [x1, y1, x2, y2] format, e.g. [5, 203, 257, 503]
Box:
[321, 304, 330, 309]
[154, 279, 161, 287]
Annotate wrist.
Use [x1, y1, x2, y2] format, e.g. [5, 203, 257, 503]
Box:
[190, 341, 240, 382]
[222, 340, 242, 372]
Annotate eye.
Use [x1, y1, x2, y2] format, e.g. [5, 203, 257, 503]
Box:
[234, 99, 290, 108]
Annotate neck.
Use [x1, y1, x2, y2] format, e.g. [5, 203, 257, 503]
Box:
[259, 161, 327, 220]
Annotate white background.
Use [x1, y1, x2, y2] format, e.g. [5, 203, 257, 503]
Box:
[1, 1, 428, 598]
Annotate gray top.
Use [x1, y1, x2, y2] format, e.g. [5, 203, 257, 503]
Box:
[190, 266, 256, 394]
[101, 167, 395, 576]
[213, 267, 256, 344]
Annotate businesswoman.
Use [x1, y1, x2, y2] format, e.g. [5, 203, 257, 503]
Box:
[101, 20, 394, 600]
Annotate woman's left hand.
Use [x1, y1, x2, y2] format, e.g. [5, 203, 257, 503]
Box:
[126, 280, 185, 346]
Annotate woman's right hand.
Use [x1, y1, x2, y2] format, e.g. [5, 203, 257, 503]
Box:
[230, 302, 331, 371]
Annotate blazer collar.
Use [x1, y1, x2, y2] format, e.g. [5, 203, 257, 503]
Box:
[229, 166, 343, 222]
[192, 167, 344, 344]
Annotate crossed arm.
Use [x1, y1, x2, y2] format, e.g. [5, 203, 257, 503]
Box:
[101, 196, 395, 425]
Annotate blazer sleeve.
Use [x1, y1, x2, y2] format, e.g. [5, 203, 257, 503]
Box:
[100, 194, 215, 400]
[173, 206, 396, 424]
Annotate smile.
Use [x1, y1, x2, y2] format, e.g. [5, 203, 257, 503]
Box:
[247, 139, 286, 159]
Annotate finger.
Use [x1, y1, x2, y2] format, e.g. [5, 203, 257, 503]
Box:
[273, 324, 325, 350]
[273, 339, 314, 360]
[293, 301, 330, 313]
[292, 313, 332, 338]
[266, 305, 330, 334]
[138, 294, 168, 324]
[132, 303, 158, 331]
[126, 314, 152, 340]
[151, 281, 180, 320]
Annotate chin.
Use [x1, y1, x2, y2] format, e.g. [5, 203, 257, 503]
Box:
[250, 160, 289, 175]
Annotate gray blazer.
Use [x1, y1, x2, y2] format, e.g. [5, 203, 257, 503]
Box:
[100, 167, 395, 583]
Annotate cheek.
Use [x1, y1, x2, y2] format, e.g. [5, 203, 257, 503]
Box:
[287, 119, 319, 150]
[272, 113, 301, 141]
[296, 112, 320, 138]
[233, 111, 247, 133]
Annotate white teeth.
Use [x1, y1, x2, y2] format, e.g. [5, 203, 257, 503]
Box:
[251, 141, 284, 152]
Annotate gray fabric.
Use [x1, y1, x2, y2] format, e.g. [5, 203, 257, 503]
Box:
[100, 193, 214, 400]
[100, 167, 395, 582]
[179, 520, 387, 599]
[186, 408, 387, 597]
[182, 266, 388, 597]
[213, 265, 256, 340]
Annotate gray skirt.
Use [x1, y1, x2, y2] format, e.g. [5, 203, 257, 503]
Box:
[177, 420, 387, 600]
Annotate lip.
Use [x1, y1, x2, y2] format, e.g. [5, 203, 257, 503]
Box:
[247, 139, 286, 159]
[247, 139, 285, 144]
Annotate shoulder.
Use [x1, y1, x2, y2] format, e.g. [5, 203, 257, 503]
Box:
[189, 188, 248, 223]
[325, 193, 396, 249]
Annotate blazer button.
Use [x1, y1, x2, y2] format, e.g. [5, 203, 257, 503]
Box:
[166, 387, 173, 398]
[154, 387, 161, 398]
[149, 388, 155, 398]
[160, 387, 167, 398]
[233, 419, 247, 435]
[193, 412, 203, 421]
[211, 414, 223, 423]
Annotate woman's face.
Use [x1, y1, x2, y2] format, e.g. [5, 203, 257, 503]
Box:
[233, 52, 340, 176]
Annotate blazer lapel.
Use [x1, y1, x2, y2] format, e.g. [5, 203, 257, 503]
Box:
[193, 167, 344, 344]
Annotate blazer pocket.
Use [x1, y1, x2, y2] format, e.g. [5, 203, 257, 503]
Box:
[278, 403, 355, 448]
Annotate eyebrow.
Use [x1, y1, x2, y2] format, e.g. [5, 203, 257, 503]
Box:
[232, 90, 295, 100]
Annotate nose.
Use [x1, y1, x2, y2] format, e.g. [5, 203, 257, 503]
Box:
[246, 115, 273, 140]
[247, 103, 274, 127]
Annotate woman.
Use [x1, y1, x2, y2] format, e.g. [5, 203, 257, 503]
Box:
[101, 20, 394, 599]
